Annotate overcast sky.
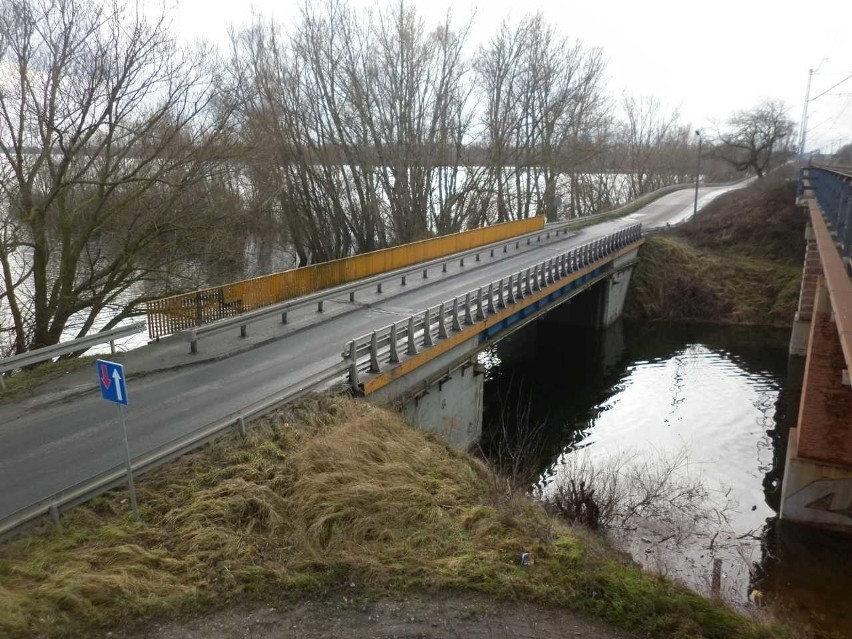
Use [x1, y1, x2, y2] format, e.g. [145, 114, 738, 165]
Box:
[171, 0, 852, 154]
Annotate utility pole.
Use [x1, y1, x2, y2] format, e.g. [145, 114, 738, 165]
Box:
[799, 68, 814, 157]
[693, 130, 702, 217]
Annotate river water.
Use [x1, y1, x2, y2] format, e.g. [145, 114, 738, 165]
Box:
[480, 319, 852, 636]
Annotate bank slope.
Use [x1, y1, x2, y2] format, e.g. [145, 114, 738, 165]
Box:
[0, 396, 788, 639]
[625, 168, 806, 326]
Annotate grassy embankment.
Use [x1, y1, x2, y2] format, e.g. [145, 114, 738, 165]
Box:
[625, 168, 806, 325]
[0, 395, 789, 638]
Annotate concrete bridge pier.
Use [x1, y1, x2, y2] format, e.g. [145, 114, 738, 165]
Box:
[537, 250, 638, 329]
[789, 224, 819, 356]
[780, 278, 852, 531]
[398, 359, 485, 450]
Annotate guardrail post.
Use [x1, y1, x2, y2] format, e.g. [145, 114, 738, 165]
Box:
[497, 278, 505, 308]
[452, 297, 462, 331]
[476, 253, 480, 262]
[442, 262, 448, 273]
[377, 282, 383, 294]
[189, 331, 198, 355]
[0, 374, 6, 391]
[109, 339, 116, 355]
[487, 283, 496, 313]
[460, 257, 465, 267]
[518, 272, 525, 298]
[537, 235, 541, 243]
[240, 324, 247, 338]
[370, 331, 381, 372]
[527, 237, 531, 245]
[390, 323, 400, 363]
[464, 292, 474, 325]
[515, 241, 520, 249]
[401, 275, 407, 286]
[503, 244, 508, 253]
[490, 248, 494, 257]
[407, 316, 418, 355]
[350, 291, 356, 302]
[317, 300, 324, 313]
[237, 416, 247, 438]
[49, 502, 60, 525]
[438, 303, 448, 339]
[546, 231, 550, 239]
[476, 287, 485, 320]
[348, 341, 359, 388]
[281, 310, 288, 324]
[423, 268, 428, 279]
[423, 309, 433, 347]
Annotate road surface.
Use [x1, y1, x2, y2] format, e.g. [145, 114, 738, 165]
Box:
[0, 184, 742, 520]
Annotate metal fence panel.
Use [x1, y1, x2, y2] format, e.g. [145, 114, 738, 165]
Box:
[146, 217, 544, 339]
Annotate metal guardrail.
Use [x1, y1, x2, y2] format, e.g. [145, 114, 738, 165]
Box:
[802, 165, 852, 261]
[147, 217, 545, 339]
[0, 359, 349, 541]
[182, 220, 583, 354]
[0, 321, 147, 391]
[342, 224, 643, 389]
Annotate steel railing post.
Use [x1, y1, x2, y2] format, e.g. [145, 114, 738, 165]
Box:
[423, 309, 433, 347]
[452, 297, 462, 331]
[348, 341, 359, 388]
[438, 302, 448, 339]
[390, 323, 400, 363]
[370, 331, 380, 372]
[407, 316, 418, 355]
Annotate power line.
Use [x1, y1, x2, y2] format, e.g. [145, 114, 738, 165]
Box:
[810, 72, 852, 102]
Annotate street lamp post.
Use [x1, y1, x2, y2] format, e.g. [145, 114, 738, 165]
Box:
[693, 129, 702, 217]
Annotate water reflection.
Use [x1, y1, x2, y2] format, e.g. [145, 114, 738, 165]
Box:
[482, 319, 850, 635]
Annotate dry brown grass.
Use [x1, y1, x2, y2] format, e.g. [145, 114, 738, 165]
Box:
[0, 395, 790, 639]
[625, 168, 805, 325]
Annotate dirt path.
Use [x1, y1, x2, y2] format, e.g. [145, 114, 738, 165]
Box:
[123, 592, 633, 639]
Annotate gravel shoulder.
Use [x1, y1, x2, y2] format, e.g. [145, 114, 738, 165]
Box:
[123, 592, 634, 639]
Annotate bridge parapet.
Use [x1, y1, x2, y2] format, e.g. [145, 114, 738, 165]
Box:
[781, 166, 852, 531]
[342, 224, 643, 394]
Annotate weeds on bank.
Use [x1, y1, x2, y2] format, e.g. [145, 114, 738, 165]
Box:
[0, 355, 98, 405]
[0, 396, 789, 638]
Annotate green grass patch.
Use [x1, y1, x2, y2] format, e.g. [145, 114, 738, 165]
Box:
[0, 396, 790, 638]
[0, 355, 98, 405]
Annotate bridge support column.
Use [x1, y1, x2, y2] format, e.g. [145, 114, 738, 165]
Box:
[790, 224, 819, 356]
[600, 258, 636, 328]
[780, 278, 852, 531]
[397, 361, 485, 450]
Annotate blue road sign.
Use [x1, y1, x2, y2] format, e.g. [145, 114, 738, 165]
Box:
[96, 359, 128, 405]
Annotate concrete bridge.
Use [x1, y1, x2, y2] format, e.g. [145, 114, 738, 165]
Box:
[781, 165, 852, 532]
[0, 183, 741, 536]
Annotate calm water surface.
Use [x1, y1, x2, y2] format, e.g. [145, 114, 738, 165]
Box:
[481, 319, 851, 636]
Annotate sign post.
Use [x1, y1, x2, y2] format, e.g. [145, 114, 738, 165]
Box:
[96, 359, 138, 518]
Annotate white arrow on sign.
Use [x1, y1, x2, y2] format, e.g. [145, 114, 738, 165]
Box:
[112, 368, 123, 402]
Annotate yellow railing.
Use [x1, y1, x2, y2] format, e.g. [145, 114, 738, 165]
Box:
[146, 216, 545, 339]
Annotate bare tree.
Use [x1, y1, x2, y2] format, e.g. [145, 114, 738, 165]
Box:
[714, 99, 795, 178]
[475, 15, 607, 222]
[619, 95, 693, 199]
[0, 0, 235, 353]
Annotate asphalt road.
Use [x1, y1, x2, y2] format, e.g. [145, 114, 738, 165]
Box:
[0, 184, 741, 519]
